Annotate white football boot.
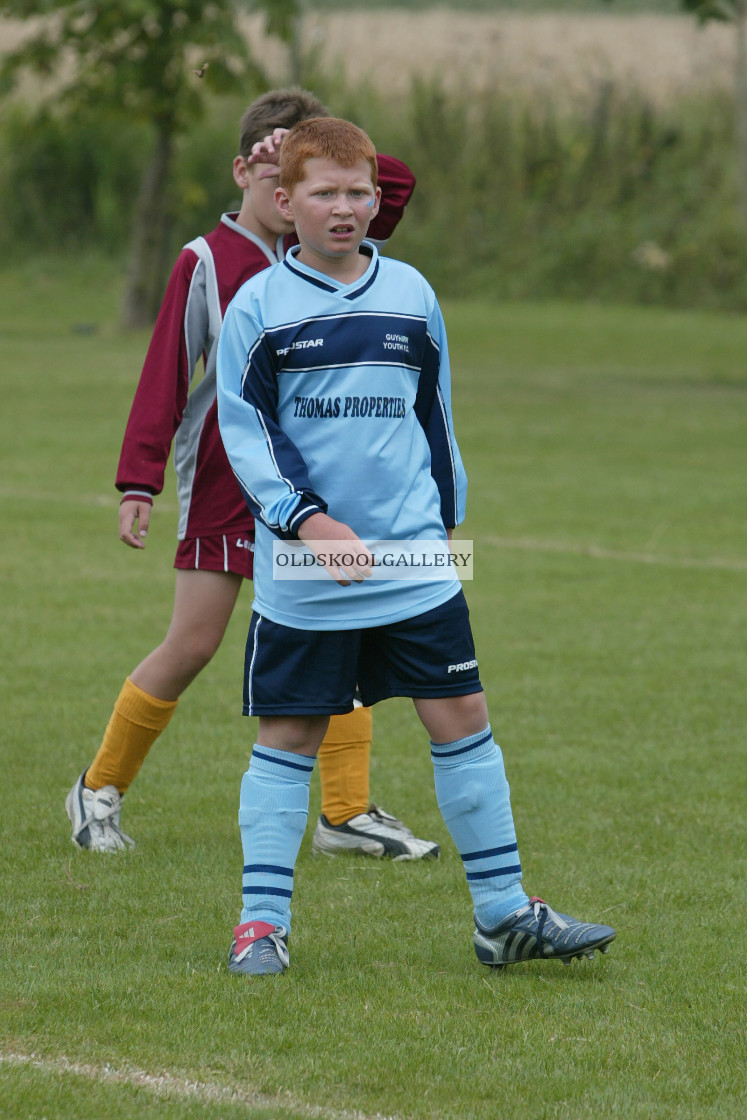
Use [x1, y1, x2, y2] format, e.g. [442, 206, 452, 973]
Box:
[65, 771, 135, 852]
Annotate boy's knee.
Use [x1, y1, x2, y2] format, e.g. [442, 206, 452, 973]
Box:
[169, 629, 222, 670]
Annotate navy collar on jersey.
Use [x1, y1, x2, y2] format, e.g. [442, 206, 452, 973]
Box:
[283, 242, 379, 300]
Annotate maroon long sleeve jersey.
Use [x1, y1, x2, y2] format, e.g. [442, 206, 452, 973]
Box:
[116, 154, 416, 541]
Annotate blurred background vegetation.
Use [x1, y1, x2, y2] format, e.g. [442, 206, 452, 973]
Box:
[2, 0, 747, 319]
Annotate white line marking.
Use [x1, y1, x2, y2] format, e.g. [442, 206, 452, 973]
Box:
[482, 534, 747, 573]
[2, 487, 743, 572]
[0, 1050, 401, 1120]
[0, 486, 178, 513]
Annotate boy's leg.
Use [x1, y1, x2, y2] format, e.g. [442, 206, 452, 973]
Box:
[67, 569, 242, 852]
[313, 703, 440, 860]
[317, 705, 372, 824]
[416, 693, 529, 929]
[229, 715, 328, 976]
[417, 693, 616, 967]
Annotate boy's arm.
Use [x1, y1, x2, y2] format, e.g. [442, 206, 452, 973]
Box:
[414, 298, 468, 530]
[367, 154, 416, 243]
[115, 248, 205, 541]
[216, 301, 328, 540]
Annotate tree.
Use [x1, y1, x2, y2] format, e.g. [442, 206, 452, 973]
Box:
[606, 0, 747, 220]
[0, 1, 276, 326]
[680, 2, 747, 219]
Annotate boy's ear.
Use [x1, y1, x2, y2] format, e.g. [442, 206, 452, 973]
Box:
[368, 186, 382, 222]
[233, 155, 251, 191]
[275, 186, 294, 221]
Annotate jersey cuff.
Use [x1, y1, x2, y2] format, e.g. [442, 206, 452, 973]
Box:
[284, 495, 328, 540]
[120, 489, 154, 505]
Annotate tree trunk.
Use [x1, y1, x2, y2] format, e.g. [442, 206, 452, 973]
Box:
[120, 119, 174, 329]
[288, 0, 306, 86]
[736, 2, 747, 222]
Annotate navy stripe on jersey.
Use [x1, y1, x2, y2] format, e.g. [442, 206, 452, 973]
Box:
[414, 330, 459, 527]
[235, 340, 328, 536]
[250, 312, 428, 376]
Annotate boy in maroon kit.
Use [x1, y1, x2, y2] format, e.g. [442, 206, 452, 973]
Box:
[65, 89, 439, 863]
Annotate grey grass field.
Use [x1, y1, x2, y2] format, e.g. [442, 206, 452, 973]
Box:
[1, 258, 745, 1120]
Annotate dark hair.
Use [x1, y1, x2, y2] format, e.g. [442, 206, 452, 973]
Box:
[239, 89, 330, 157]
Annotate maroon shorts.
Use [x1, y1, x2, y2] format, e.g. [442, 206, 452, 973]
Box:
[174, 531, 254, 579]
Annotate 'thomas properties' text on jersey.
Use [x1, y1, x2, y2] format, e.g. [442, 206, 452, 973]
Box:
[217, 243, 468, 630]
[114, 155, 415, 541]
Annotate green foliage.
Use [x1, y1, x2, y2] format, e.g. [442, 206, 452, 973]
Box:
[4, 71, 747, 309]
[679, 0, 743, 22]
[0, 0, 282, 322]
[0, 0, 262, 120]
[349, 81, 747, 310]
[0, 103, 147, 253]
[1, 264, 746, 1119]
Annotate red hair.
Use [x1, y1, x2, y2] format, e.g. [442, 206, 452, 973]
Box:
[279, 117, 378, 191]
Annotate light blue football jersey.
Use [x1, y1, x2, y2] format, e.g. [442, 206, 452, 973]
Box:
[216, 243, 467, 630]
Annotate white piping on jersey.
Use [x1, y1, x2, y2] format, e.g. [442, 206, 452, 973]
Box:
[230, 464, 268, 522]
[257, 410, 300, 502]
[288, 502, 321, 532]
[195, 538, 200, 568]
[223, 534, 229, 571]
[230, 410, 310, 533]
[218, 213, 282, 267]
[240, 331, 267, 397]
[278, 360, 422, 375]
[263, 309, 427, 336]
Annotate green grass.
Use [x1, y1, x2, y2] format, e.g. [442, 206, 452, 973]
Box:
[1, 259, 745, 1120]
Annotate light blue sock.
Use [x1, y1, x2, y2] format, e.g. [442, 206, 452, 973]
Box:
[238, 744, 315, 935]
[431, 725, 529, 929]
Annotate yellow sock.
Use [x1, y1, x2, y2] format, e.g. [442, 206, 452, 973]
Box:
[85, 677, 178, 793]
[317, 706, 373, 825]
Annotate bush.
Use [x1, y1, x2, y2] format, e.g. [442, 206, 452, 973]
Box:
[3, 80, 747, 311]
[0, 103, 148, 255]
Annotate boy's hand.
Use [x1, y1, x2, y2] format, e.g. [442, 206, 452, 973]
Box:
[247, 128, 289, 177]
[119, 499, 151, 549]
[297, 512, 374, 586]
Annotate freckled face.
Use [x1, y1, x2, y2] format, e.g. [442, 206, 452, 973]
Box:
[274, 158, 381, 275]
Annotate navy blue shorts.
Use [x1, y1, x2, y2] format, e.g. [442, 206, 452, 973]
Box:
[243, 588, 482, 715]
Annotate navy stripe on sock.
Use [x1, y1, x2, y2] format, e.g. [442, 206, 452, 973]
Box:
[466, 864, 522, 881]
[242, 886, 293, 898]
[431, 729, 493, 758]
[252, 748, 315, 773]
[243, 864, 294, 877]
[460, 842, 519, 863]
